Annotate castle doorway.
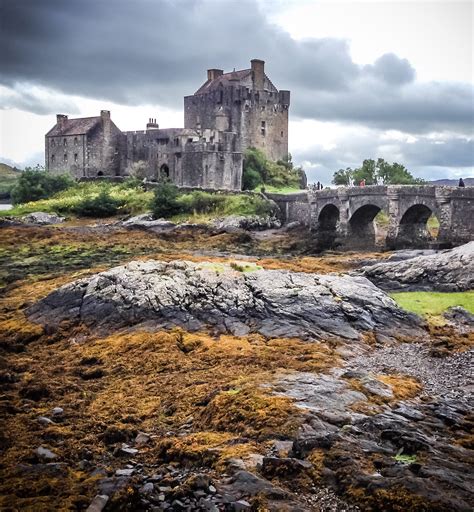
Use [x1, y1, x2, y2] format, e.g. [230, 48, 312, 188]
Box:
[160, 164, 170, 179]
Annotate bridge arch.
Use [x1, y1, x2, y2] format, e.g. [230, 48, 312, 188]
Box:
[316, 203, 340, 249]
[395, 203, 439, 248]
[347, 204, 383, 249]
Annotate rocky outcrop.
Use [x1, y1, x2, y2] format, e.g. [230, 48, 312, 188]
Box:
[28, 260, 423, 340]
[210, 215, 281, 232]
[361, 242, 474, 291]
[22, 212, 65, 225]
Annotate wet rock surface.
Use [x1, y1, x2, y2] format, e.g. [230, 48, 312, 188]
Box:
[361, 241, 474, 291]
[28, 259, 424, 341]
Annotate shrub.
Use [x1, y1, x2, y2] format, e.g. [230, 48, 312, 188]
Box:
[242, 168, 262, 190]
[73, 190, 125, 217]
[11, 167, 74, 205]
[151, 181, 180, 218]
[177, 191, 226, 214]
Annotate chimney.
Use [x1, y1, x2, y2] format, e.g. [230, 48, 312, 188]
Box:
[251, 59, 265, 90]
[101, 110, 111, 122]
[207, 69, 224, 81]
[56, 114, 68, 129]
[101, 110, 111, 138]
[146, 117, 159, 130]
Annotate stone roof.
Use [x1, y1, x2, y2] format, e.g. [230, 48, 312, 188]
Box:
[46, 117, 101, 137]
[195, 69, 252, 94]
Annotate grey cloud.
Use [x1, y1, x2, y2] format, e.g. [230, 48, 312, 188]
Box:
[0, 85, 80, 115]
[0, 0, 472, 135]
[293, 133, 473, 185]
[366, 53, 416, 85]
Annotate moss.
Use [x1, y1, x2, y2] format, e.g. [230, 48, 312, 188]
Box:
[391, 290, 474, 316]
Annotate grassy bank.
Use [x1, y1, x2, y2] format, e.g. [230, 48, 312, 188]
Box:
[1, 181, 274, 221]
[391, 291, 474, 316]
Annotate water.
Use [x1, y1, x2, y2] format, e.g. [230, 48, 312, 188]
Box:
[0, 204, 12, 211]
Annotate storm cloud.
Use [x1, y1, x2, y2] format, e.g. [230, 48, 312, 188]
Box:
[1, 0, 473, 134]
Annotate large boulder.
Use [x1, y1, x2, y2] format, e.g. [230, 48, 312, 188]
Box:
[21, 212, 65, 225]
[28, 260, 423, 340]
[361, 242, 474, 291]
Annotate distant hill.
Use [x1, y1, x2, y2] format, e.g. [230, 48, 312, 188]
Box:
[0, 163, 22, 200]
[430, 177, 474, 186]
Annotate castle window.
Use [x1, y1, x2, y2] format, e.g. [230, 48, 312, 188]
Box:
[261, 106, 265, 112]
[63, 138, 67, 146]
[187, 138, 193, 143]
[281, 131, 284, 137]
[175, 138, 179, 146]
[74, 153, 78, 162]
[51, 155, 55, 163]
[74, 137, 78, 145]
[63, 154, 68, 162]
[51, 140, 55, 147]
[261, 121, 266, 136]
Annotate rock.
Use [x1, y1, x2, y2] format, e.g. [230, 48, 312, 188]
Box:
[230, 500, 252, 511]
[52, 407, 64, 416]
[35, 446, 57, 461]
[443, 306, 474, 327]
[361, 242, 474, 291]
[28, 260, 424, 341]
[361, 378, 394, 399]
[123, 214, 176, 230]
[37, 416, 54, 425]
[86, 494, 109, 512]
[21, 212, 65, 225]
[140, 482, 154, 494]
[219, 470, 288, 500]
[387, 249, 438, 261]
[284, 221, 301, 231]
[115, 468, 135, 476]
[116, 444, 139, 457]
[210, 215, 281, 232]
[261, 457, 313, 477]
[134, 432, 151, 447]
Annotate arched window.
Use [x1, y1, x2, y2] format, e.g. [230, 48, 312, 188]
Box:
[51, 155, 55, 163]
[63, 154, 68, 162]
[51, 139, 55, 147]
[74, 153, 78, 162]
[63, 138, 67, 146]
[97, 171, 104, 177]
[74, 137, 78, 145]
[160, 164, 170, 178]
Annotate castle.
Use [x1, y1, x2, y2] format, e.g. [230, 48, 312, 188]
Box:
[45, 59, 290, 191]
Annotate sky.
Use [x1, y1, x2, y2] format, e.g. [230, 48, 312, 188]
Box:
[0, 0, 472, 184]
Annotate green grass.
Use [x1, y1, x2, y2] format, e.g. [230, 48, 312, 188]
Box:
[393, 454, 417, 464]
[2, 181, 275, 221]
[257, 185, 303, 194]
[0, 181, 153, 217]
[391, 291, 474, 316]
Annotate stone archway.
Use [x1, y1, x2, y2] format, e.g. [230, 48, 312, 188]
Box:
[396, 204, 439, 248]
[160, 164, 170, 180]
[347, 204, 383, 249]
[316, 204, 340, 250]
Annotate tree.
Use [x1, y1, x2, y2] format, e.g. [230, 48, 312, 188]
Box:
[331, 158, 423, 186]
[332, 168, 353, 186]
[11, 167, 74, 205]
[150, 180, 181, 218]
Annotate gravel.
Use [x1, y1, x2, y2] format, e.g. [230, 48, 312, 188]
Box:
[347, 343, 474, 401]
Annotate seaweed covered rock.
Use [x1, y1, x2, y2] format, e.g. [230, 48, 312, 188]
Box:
[361, 242, 474, 291]
[28, 260, 423, 341]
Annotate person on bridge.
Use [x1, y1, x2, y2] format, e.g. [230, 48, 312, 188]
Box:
[359, 179, 366, 187]
[458, 178, 465, 187]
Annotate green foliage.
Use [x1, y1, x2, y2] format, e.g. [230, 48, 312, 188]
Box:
[73, 189, 125, 217]
[11, 166, 74, 205]
[0, 163, 21, 199]
[177, 190, 226, 214]
[151, 181, 181, 218]
[332, 158, 424, 186]
[390, 291, 474, 316]
[242, 148, 303, 191]
[393, 453, 417, 464]
[1, 181, 153, 217]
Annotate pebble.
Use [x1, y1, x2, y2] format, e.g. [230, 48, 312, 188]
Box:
[115, 468, 134, 477]
[85, 494, 109, 512]
[38, 416, 54, 425]
[52, 407, 64, 416]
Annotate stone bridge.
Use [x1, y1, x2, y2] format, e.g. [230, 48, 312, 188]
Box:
[268, 185, 474, 250]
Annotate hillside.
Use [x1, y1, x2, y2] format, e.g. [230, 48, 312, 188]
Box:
[430, 177, 474, 186]
[0, 163, 22, 199]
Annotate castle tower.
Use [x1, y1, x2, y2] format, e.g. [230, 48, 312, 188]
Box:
[184, 58, 290, 162]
